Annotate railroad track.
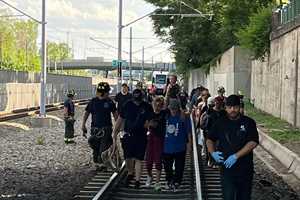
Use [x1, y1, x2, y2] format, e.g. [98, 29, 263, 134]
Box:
[0, 99, 90, 122]
[73, 115, 224, 200]
[200, 156, 223, 200]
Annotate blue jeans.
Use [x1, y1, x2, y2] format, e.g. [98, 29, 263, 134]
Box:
[221, 172, 253, 200]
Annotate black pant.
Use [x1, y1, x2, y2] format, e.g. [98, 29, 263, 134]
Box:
[163, 151, 186, 185]
[64, 119, 74, 139]
[221, 172, 253, 200]
[88, 127, 113, 164]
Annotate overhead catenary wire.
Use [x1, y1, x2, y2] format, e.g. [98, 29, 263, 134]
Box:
[132, 42, 165, 54]
[0, 0, 41, 23]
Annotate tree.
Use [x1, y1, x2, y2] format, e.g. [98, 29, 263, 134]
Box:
[144, 0, 274, 74]
[0, 9, 40, 71]
[236, 4, 273, 60]
[47, 42, 72, 63]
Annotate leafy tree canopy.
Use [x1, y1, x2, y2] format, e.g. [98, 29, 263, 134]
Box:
[236, 4, 274, 60]
[0, 9, 40, 71]
[144, 0, 274, 74]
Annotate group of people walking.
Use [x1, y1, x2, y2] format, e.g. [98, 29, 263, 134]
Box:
[111, 75, 191, 191]
[63, 77, 259, 199]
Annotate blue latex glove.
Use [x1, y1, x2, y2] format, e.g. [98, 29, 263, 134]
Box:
[224, 154, 238, 168]
[211, 151, 224, 163]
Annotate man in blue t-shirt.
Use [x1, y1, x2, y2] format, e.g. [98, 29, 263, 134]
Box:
[163, 99, 192, 190]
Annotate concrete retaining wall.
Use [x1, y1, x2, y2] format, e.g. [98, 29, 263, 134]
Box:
[0, 70, 94, 113]
[188, 46, 251, 98]
[251, 26, 300, 126]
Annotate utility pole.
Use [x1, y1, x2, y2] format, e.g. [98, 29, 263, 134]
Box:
[129, 27, 133, 90]
[142, 46, 144, 83]
[40, 0, 46, 117]
[151, 56, 154, 81]
[117, 0, 123, 93]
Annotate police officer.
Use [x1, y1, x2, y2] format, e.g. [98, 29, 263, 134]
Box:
[207, 95, 259, 200]
[112, 89, 153, 189]
[64, 89, 76, 144]
[81, 82, 118, 170]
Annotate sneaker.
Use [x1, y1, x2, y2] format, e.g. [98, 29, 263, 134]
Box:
[174, 182, 180, 189]
[166, 182, 174, 190]
[207, 160, 213, 168]
[145, 175, 152, 187]
[134, 181, 140, 189]
[201, 148, 206, 157]
[154, 182, 162, 191]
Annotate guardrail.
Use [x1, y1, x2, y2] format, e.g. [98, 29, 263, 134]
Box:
[190, 114, 203, 200]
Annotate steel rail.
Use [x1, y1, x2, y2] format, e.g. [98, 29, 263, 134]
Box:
[190, 114, 203, 200]
[92, 162, 125, 200]
[0, 99, 90, 122]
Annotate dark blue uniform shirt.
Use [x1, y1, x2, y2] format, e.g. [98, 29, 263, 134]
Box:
[85, 97, 116, 128]
[64, 98, 75, 116]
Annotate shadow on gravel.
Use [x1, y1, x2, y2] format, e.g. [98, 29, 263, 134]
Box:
[253, 165, 300, 200]
[0, 165, 96, 200]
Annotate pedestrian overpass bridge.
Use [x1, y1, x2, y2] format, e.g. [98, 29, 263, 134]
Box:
[48, 59, 175, 72]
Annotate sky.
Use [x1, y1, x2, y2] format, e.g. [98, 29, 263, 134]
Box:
[0, 0, 174, 63]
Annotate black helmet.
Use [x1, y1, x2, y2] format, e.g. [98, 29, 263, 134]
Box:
[97, 82, 110, 94]
[67, 89, 76, 97]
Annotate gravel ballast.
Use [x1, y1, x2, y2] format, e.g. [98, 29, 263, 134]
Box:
[0, 106, 95, 200]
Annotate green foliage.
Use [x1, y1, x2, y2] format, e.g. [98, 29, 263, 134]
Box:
[0, 9, 40, 71]
[245, 102, 300, 143]
[144, 0, 274, 74]
[236, 5, 273, 60]
[36, 136, 45, 145]
[0, 10, 73, 73]
[47, 42, 72, 62]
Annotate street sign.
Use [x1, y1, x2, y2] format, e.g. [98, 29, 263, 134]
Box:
[112, 59, 128, 67]
[112, 59, 119, 67]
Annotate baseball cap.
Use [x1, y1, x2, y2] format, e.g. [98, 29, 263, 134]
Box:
[225, 95, 241, 106]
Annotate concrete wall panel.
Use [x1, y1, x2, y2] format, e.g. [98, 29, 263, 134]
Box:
[0, 70, 94, 113]
[251, 27, 300, 126]
[188, 46, 251, 98]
